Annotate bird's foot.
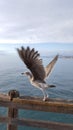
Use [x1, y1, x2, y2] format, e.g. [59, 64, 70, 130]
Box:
[43, 96, 48, 101]
[43, 97, 46, 101]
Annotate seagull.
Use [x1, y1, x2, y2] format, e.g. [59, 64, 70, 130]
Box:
[17, 46, 58, 101]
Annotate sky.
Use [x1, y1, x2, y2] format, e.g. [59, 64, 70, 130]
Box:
[0, 0, 73, 44]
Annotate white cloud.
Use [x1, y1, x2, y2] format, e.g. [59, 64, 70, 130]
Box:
[0, 0, 73, 43]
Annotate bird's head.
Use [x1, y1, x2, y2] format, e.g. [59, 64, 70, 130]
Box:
[21, 72, 32, 78]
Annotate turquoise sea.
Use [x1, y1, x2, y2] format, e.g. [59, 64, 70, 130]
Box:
[0, 53, 73, 130]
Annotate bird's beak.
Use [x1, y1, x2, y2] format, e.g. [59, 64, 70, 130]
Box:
[21, 72, 25, 75]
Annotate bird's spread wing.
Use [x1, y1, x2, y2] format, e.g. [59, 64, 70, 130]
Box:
[45, 55, 59, 78]
[17, 46, 45, 81]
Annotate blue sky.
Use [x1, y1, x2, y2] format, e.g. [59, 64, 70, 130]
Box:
[0, 0, 73, 44]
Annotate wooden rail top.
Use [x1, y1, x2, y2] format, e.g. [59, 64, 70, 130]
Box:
[0, 93, 73, 114]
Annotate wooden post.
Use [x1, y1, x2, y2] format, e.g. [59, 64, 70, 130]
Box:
[7, 90, 19, 130]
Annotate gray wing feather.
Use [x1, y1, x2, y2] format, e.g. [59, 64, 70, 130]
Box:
[17, 46, 45, 81]
[45, 55, 59, 78]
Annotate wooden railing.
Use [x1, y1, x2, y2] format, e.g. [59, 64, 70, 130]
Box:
[0, 90, 73, 130]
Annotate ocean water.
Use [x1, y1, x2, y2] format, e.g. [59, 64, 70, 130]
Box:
[0, 53, 73, 130]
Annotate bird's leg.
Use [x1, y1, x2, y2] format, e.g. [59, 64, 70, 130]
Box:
[41, 89, 47, 101]
[44, 89, 49, 98]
